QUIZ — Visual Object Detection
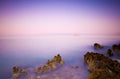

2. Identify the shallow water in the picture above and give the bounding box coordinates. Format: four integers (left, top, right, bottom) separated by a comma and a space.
0, 35, 120, 79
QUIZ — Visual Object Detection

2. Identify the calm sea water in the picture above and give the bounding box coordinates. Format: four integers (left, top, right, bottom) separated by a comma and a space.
0, 35, 120, 79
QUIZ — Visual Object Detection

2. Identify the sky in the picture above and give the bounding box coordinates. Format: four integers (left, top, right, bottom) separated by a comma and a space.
0, 0, 120, 37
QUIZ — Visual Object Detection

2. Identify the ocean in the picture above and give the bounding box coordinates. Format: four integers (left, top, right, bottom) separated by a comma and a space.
0, 35, 120, 79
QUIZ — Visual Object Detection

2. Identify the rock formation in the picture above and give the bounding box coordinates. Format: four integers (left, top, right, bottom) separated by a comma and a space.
94, 43, 104, 49
12, 66, 27, 79
106, 49, 113, 57
12, 54, 64, 78
112, 44, 120, 55
35, 54, 64, 73
84, 52, 120, 79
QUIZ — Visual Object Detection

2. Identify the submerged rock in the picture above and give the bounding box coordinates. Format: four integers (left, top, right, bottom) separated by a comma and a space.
94, 43, 104, 49
84, 52, 120, 79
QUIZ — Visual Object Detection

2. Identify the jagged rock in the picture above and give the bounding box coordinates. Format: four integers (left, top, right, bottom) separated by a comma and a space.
12, 66, 27, 74
94, 43, 103, 49
42, 65, 50, 72
112, 44, 120, 55
106, 49, 113, 57
88, 71, 113, 79
36, 54, 64, 73
46, 59, 57, 69
84, 52, 120, 79
53, 54, 64, 65
12, 66, 19, 74
12, 66, 27, 79
35, 67, 42, 73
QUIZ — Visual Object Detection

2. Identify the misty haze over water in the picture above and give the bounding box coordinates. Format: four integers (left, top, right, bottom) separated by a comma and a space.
0, 35, 120, 79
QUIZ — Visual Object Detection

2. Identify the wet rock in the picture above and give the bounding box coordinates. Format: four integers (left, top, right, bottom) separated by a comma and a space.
12, 66, 27, 79
106, 49, 113, 57
53, 54, 64, 65
84, 52, 120, 79
47, 59, 57, 69
88, 71, 113, 79
36, 54, 64, 73
112, 44, 120, 55
12, 66, 27, 74
42, 65, 50, 72
94, 43, 104, 49
35, 67, 42, 73
12, 66, 19, 74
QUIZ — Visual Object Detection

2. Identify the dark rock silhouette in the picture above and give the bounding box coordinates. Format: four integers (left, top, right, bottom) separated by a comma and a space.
12, 66, 27, 79
106, 49, 113, 57
94, 43, 104, 49
112, 44, 120, 55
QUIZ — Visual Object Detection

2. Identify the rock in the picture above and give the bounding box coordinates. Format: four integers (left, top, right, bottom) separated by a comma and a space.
106, 49, 113, 57
54, 54, 64, 65
46, 59, 57, 69
88, 71, 113, 79
112, 44, 118, 50
112, 44, 120, 55
12, 66, 27, 78
12, 66, 19, 74
12, 66, 27, 74
50, 60, 57, 69
94, 43, 104, 49
36, 54, 64, 73
42, 65, 50, 72
35, 67, 42, 73
84, 52, 120, 79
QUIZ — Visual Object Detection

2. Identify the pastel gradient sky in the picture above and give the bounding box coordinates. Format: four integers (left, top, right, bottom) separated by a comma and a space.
0, 0, 120, 37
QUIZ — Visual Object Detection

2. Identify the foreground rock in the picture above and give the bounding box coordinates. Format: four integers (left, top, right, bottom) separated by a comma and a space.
94, 43, 104, 49
35, 54, 64, 73
12, 54, 65, 79
84, 52, 120, 79
12, 65, 87, 79
12, 66, 27, 79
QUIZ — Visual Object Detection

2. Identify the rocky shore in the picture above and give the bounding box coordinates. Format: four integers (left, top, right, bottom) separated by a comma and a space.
11, 53, 87, 79
84, 43, 120, 79
12, 54, 64, 79
11, 43, 120, 79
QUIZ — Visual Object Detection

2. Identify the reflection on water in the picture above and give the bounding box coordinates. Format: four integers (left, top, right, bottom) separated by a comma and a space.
0, 35, 120, 79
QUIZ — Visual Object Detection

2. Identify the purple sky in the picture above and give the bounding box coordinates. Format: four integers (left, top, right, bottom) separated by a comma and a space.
0, 0, 120, 37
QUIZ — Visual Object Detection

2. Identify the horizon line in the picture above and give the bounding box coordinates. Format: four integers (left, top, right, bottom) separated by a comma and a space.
0, 33, 120, 38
